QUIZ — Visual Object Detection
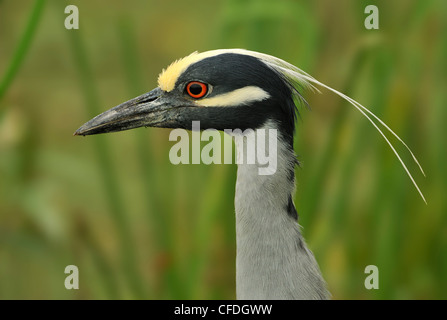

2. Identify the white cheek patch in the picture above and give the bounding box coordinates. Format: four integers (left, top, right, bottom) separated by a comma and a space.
196, 86, 270, 107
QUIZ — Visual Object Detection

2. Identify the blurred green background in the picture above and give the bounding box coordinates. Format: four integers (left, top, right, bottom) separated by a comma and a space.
0, 0, 446, 299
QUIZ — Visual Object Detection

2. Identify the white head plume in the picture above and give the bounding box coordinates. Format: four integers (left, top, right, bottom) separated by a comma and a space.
229, 48, 426, 203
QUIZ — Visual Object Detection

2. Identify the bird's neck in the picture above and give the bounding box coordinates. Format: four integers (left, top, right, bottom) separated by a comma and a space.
232, 122, 329, 299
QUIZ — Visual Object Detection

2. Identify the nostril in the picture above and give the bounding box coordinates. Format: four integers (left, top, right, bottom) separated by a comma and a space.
139, 94, 159, 103
137, 88, 163, 104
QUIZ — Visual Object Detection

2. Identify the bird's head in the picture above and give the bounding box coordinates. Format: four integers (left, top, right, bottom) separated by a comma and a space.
74, 49, 313, 141
74, 49, 426, 202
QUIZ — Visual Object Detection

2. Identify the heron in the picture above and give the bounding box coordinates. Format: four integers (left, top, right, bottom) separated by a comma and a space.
74, 49, 425, 299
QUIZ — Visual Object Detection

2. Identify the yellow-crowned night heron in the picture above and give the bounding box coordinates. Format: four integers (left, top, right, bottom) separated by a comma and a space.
75, 49, 425, 299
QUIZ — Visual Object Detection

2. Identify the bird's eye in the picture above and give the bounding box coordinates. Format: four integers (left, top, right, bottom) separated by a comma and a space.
186, 81, 208, 99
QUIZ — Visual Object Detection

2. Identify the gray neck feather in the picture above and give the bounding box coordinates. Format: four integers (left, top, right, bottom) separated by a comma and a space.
232, 120, 330, 300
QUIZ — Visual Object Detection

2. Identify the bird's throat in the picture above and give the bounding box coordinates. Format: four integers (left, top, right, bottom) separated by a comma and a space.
232, 124, 329, 299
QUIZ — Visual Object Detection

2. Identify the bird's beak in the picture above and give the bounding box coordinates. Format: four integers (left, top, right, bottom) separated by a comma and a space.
74, 87, 182, 136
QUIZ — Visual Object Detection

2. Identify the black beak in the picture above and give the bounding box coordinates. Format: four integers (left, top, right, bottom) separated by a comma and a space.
74, 87, 180, 136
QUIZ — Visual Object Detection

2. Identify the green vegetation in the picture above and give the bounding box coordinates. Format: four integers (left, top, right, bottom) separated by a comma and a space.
0, 0, 445, 299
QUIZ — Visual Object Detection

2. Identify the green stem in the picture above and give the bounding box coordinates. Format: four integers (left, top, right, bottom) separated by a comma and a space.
68, 29, 146, 299
0, 0, 45, 102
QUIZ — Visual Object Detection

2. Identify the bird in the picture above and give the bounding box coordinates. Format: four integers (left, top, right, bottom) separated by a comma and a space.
74, 49, 425, 299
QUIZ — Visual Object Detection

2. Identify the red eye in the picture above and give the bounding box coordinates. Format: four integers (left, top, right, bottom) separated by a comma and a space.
186, 81, 208, 99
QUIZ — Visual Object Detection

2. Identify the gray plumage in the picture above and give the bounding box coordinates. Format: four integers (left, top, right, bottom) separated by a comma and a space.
75, 48, 424, 300
233, 122, 329, 299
